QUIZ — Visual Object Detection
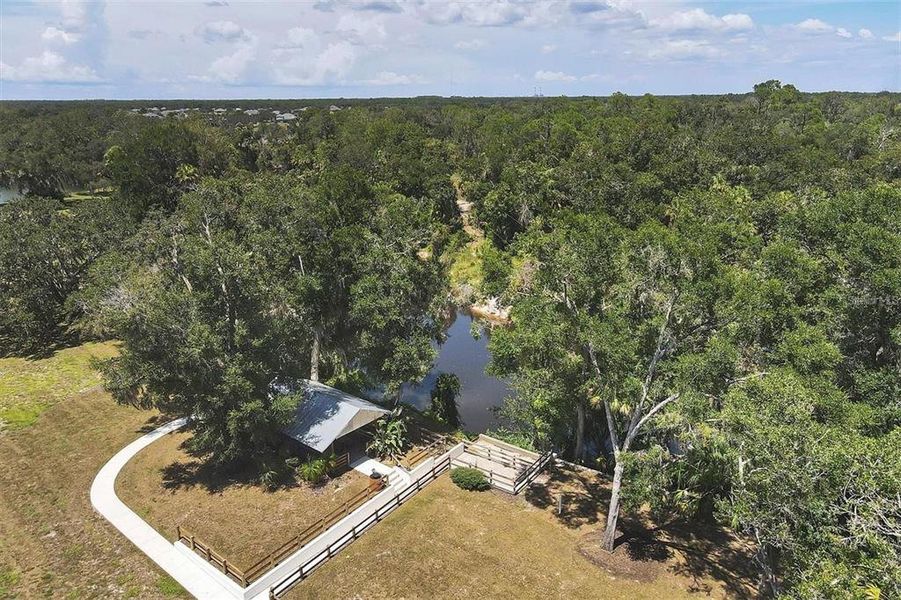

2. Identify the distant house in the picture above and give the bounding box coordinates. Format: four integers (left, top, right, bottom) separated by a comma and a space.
275, 380, 390, 454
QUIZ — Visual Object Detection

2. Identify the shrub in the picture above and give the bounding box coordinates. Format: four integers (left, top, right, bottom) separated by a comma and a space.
297, 457, 329, 484
450, 467, 489, 491
484, 427, 537, 453
366, 417, 409, 460
259, 468, 282, 491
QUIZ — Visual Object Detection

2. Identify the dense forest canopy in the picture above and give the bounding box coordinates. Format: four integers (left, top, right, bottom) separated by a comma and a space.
1, 82, 899, 598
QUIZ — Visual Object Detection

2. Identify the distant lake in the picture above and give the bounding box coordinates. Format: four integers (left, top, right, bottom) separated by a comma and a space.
401, 309, 512, 433
0, 187, 21, 205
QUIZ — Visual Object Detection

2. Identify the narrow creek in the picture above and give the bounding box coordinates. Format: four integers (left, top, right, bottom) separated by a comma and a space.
401, 309, 511, 434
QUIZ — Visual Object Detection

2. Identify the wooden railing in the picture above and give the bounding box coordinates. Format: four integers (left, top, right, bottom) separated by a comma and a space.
177, 525, 250, 586
177, 476, 385, 587
455, 442, 554, 495
513, 451, 554, 494
269, 454, 453, 599
401, 436, 450, 470
242, 479, 385, 583
461, 441, 533, 471
331, 451, 350, 473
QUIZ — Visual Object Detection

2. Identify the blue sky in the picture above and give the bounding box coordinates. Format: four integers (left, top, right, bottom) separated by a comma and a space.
1, 1, 899, 100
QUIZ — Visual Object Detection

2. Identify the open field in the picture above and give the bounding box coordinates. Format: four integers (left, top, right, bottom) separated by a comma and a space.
0, 381, 187, 599
0, 342, 186, 598
116, 430, 371, 569
0, 341, 117, 430
287, 472, 756, 600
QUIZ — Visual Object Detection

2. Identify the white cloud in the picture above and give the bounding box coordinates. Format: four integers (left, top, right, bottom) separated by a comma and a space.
835, 28, 851, 39
721, 14, 754, 31
273, 41, 357, 85
336, 13, 387, 43
42, 26, 80, 45
541, 44, 557, 54
858, 28, 874, 39
418, 1, 529, 27
647, 40, 721, 60
884, 31, 901, 42
197, 20, 251, 43
651, 8, 753, 32
207, 42, 256, 82
279, 27, 318, 49
0, 51, 100, 82
535, 70, 576, 82
454, 39, 486, 50
365, 71, 428, 85
60, 0, 96, 32
796, 18, 833, 33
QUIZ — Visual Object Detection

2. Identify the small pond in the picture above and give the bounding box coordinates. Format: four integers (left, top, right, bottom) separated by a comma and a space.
401, 309, 511, 434
0, 187, 21, 205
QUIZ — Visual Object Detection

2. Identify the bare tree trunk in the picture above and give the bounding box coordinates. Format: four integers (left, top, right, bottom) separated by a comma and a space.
574, 400, 586, 463
602, 461, 624, 551
310, 329, 321, 382
754, 534, 780, 597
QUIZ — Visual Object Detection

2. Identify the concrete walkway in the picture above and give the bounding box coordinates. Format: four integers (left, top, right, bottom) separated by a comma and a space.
90, 418, 242, 600
349, 455, 393, 478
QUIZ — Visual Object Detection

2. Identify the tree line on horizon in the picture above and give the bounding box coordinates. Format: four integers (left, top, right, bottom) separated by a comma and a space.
0, 81, 898, 598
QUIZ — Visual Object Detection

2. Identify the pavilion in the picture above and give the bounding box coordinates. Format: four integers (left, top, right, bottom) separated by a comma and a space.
277, 379, 391, 454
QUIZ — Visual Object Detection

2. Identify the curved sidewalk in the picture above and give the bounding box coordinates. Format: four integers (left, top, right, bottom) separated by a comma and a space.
90, 417, 241, 600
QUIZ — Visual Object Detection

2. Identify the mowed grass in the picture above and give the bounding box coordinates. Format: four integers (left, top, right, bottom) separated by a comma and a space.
116, 430, 372, 569
0, 343, 188, 599
0, 341, 118, 429
288, 475, 750, 600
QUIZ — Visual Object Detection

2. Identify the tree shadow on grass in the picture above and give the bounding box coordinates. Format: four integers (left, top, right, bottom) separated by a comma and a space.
612, 516, 758, 599
525, 463, 757, 597
160, 457, 285, 494
0, 332, 82, 360
136, 413, 176, 434
524, 462, 609, 529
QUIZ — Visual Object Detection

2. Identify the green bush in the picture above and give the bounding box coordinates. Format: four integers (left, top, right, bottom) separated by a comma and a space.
297, 457, 329, 484
366, 417, 409, 460
484, 427, 537, 453
450, 467, 489, 491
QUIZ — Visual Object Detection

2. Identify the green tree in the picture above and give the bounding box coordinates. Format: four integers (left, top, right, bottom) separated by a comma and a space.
0, 196, 130, 355
431, 372, 461, 428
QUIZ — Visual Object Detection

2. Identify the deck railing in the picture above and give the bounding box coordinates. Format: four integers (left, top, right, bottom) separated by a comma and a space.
177, 476, 385, 587
401, 435, 450, 470
513, 451, 554, 494
177, 525, 250, 586
268, 453, 454, 599
243, 479, 385, 582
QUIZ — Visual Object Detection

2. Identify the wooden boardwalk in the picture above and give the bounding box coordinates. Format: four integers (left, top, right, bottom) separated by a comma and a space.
452, 435, 551, 494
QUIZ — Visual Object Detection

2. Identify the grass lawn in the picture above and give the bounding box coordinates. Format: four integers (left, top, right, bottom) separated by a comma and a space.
0, 344, 188, 599
288, 471, 756, 600
116, 431, 372, 570
0, 341, 118, 430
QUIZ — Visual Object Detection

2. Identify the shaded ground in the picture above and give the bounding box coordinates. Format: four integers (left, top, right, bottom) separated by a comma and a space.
0, 381, 187, 599
527, 462, 757, 598
288, 473, 756, 600
116, 430, 371, 569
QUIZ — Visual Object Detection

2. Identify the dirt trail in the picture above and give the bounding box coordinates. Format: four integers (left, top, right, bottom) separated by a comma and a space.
451, 174, 482, 240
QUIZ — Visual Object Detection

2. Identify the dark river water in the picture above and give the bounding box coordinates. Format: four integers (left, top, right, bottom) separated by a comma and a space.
401, 310, 511, 433
0, 187, 21, 205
